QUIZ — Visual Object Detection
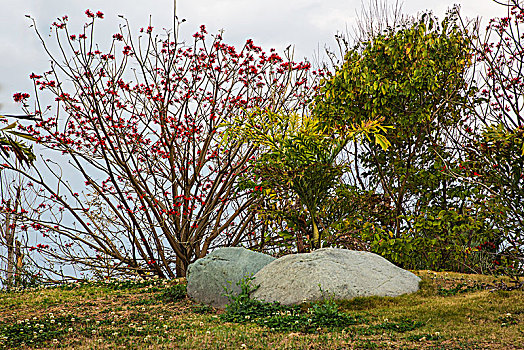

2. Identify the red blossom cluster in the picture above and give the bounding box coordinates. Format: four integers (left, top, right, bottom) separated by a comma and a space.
85, 9, 103, 19
12, 92, 30, 102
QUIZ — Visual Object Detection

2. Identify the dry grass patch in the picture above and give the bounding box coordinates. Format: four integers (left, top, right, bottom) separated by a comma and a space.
0, 271, 521, 349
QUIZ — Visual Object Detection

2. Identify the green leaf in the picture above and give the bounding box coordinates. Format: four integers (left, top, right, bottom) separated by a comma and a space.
374, 133, 391, 150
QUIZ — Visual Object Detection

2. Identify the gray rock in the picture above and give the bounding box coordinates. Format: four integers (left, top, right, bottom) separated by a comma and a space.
186, 247, 275, 308
250, 248, 421, 305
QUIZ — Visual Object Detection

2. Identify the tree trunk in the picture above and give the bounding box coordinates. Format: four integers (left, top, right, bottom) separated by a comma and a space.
175, 255, 188, 277
2, 186, 23, 288
295, 229, 305, 253
5, 219, 15, 287
3, 190, 20, 288
311, 216, 320, 249
14, 240, 23, 285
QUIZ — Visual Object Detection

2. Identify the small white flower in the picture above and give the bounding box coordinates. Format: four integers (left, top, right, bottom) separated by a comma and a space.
50, 319, 55, 324
68, 328, 73, 332
52, 339, 58, 344
70, 317, 75, 322
142, 320, 147, 325
241, 344, 247, 348
112, 332, 119, 336
91, 329, 96, 335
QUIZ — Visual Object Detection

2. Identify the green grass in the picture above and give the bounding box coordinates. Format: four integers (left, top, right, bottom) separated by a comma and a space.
0, 272, 522, 349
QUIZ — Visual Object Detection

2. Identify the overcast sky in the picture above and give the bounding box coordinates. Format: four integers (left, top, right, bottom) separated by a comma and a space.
0, 0, 511, 114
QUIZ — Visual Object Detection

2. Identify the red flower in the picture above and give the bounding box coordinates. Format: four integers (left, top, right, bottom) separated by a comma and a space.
13, 92, 30, 102
96, 11, 104, 19
113, 33, 124, 41
85, 9, 94, 18
52, 22, 66, 29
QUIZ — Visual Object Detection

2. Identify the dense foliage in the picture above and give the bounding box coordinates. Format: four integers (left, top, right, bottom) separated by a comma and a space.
309, 6, 522, 276
1, 2, 523, 284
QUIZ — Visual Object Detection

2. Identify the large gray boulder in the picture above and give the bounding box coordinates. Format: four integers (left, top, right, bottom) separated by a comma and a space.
250, 248, 421, 305
187, 247, 275, 308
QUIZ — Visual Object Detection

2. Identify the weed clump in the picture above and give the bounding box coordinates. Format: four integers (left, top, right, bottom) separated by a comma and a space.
221, 276, 366, 333
158, 284, 187, 302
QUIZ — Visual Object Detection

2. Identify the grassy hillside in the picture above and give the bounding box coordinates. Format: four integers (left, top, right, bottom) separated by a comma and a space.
0, 271, 522, 349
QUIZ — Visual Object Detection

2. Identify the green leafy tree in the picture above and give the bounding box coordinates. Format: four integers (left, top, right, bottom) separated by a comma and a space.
224, 109, 390, 250
313, 9, 493, 271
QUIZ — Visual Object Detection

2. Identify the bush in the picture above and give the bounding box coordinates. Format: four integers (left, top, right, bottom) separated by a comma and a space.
158, 284, 187, 303
221, 277, 366, 333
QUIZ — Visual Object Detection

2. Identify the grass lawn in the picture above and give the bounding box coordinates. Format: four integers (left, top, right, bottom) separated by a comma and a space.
0, 271, 522, 349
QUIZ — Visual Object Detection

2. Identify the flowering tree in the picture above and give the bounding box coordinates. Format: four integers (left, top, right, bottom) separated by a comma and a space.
454, 1, 524, 275
9, 10, 314, 278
